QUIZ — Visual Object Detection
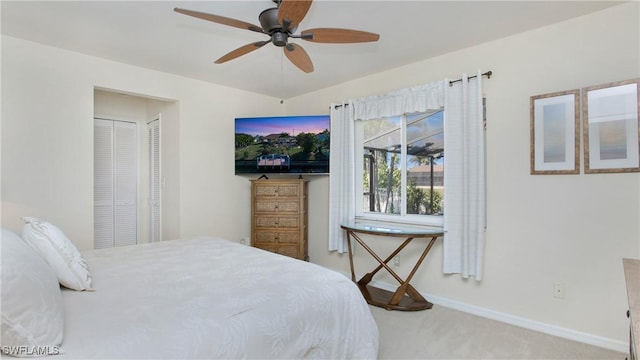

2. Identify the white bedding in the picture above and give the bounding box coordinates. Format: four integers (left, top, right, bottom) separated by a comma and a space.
54, 237, 378, 359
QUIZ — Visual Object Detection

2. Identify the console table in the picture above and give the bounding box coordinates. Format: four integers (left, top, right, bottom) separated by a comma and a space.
341, 222, 443, 311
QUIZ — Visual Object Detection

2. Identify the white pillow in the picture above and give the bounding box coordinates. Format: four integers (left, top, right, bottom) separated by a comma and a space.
1, 228, 64, 357
21, 217, 93, 291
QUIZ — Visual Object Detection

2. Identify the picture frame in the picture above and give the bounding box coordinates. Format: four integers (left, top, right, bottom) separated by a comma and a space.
530, 89, 580, 175
583, 78, 640, 173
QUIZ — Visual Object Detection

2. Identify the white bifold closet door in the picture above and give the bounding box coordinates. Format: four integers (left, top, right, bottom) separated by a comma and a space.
148, 118, 161, 243
94, 119, 137, 249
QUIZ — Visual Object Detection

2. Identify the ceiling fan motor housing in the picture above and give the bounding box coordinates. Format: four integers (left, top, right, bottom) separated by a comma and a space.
259, 7, 297, 47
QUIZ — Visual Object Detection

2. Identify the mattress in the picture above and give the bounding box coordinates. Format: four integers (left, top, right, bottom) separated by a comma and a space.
54, 237, 379, 359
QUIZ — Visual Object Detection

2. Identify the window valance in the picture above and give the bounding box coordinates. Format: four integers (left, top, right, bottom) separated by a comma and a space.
351, 81, 445, 121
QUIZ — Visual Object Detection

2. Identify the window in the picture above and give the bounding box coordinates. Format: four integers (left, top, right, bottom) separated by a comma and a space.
356, 110, 444, 226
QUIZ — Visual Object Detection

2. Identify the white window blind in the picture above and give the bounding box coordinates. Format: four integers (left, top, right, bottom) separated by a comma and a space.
94, 119, 137, 249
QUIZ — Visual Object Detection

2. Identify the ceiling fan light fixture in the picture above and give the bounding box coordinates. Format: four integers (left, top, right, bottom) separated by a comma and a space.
271, 32, 288, 47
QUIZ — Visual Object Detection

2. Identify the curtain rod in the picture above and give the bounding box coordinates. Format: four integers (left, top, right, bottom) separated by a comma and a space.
332, 70, 493, 109
449, 71, 492, 86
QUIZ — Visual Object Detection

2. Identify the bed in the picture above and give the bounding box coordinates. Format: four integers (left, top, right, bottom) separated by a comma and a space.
1, 225, 379, 359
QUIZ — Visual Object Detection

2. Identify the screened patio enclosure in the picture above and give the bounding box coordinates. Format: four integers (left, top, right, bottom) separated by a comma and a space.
362, 110, 444, 217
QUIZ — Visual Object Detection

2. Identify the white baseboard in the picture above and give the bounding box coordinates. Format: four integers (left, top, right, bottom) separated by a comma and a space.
356, 275, 628, 354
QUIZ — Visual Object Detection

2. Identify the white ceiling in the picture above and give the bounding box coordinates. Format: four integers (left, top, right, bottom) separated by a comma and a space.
1, 1, 622, 99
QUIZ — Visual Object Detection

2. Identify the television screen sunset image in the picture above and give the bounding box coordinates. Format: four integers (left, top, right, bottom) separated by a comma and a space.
235, 115, 330, 174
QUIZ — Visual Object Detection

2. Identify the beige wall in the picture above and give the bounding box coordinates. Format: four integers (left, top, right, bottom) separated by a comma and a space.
1, 35, 283, 250
285, 2, 639, 350
1, 1, 638, 352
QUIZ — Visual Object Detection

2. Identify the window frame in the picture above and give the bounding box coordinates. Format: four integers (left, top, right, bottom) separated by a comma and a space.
354, 110, 445, 228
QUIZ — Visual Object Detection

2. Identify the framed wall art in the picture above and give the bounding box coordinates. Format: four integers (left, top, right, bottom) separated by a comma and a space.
530, 89, 580, 175
583, 78, 640, 173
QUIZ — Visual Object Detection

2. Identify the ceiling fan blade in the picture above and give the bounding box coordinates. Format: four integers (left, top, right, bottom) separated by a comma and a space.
284, 43, 314, 73
174, 8, 264, 34
215, 41, 270, 64
301, 28, 380, 43
278, 0, 313, 30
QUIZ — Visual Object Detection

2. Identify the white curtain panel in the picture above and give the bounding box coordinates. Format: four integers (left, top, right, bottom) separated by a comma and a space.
443, 72, 486, 280
328, 102, 356, 253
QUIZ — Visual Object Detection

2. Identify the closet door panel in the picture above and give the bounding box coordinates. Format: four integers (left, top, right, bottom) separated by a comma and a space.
94, 119, 137, 249
148, 119, 161, 243
94, 119, 114, 249
114, 121, 137, 247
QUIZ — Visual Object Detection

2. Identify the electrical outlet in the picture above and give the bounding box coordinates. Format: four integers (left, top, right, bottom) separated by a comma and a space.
394, 256, 400, 266
240, 237, 249, 245
553, 282, 565, 299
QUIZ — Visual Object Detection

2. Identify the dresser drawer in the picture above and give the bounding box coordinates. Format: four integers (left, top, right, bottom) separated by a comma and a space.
254, 231, 300, 244
255, 215, 300, 229
254, 183, 301, 198
254, 200, 300, 213
258, 245, 299, 259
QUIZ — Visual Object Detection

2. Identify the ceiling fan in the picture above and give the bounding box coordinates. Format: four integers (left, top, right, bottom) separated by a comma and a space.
174, 0, 380, 73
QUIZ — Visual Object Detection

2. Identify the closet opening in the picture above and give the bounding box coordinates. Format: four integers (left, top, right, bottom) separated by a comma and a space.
93, 88, 179, 248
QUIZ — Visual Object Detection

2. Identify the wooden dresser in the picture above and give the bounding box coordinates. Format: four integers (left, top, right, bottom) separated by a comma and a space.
250, 178, 308, 261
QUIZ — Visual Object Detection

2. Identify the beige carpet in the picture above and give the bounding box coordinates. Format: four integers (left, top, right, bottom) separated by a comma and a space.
370, 304, 626, 359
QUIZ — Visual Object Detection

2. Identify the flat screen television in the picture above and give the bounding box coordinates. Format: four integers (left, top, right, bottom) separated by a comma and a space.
235, 115, 330, 175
